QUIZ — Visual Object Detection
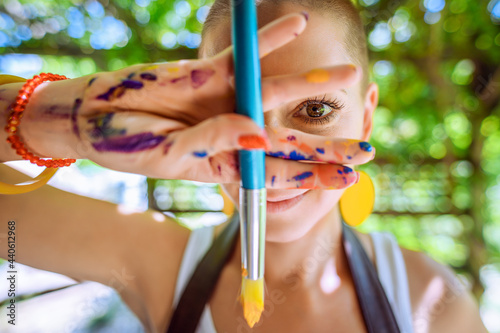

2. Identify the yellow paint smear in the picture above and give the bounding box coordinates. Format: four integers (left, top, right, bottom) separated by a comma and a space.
141, 65, 159, 71
305, 68, 330, 83
240, 277, 264, 328
167, 67, 180, 73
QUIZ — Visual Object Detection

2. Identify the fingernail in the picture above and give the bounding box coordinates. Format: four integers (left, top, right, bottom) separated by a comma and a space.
370, 147, 376, 161
301, 11, 309, 21
238, 134, 269, 150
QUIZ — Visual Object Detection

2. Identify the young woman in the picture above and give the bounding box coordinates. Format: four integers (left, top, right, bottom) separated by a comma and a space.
0, 0, 488, 332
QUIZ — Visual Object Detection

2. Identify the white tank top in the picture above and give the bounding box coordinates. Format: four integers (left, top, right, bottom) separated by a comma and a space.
172, 227, 415, 333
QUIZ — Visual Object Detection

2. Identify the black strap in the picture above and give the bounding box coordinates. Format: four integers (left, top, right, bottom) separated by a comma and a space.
166, 212, 239, 333
167, 213, 401, 333
342, 223, 401, 333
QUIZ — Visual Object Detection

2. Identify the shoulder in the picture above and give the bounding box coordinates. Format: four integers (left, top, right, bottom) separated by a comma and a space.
399, 247, 488, 333
354, 229, 487, 333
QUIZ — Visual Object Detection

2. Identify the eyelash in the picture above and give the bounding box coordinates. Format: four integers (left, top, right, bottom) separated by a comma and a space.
293, 94, 345, 125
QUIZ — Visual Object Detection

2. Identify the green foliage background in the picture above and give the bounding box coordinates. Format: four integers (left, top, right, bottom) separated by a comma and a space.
1, 0, 499, 329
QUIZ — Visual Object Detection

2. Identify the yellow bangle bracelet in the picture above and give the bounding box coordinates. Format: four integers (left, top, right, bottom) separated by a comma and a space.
0, 167, 58, 194
0, 74, 58, 195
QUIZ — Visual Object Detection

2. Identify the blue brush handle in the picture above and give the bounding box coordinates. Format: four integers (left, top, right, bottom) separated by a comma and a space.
231, 0, 265, 190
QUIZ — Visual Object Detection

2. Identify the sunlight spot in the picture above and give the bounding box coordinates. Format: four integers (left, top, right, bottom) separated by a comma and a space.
320, 258, 341, 294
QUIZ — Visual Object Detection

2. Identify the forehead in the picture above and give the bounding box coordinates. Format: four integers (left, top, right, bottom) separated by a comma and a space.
205, 3, 351, 77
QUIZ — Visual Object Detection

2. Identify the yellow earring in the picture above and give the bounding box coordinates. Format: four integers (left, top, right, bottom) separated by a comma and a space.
219, 184, 236, 216
339, 170, 375, 227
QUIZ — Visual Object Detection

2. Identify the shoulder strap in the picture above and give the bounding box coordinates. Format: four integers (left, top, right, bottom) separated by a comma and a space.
166, 213, 239, 333
167, 214, 401, 333
342, 223, 401, 333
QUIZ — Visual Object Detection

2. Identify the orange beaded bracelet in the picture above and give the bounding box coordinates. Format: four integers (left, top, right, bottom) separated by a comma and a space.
5, 73, 76, 168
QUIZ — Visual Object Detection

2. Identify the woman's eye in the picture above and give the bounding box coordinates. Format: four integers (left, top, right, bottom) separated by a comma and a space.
304, 102, 333, 118
292, 96, 344, 125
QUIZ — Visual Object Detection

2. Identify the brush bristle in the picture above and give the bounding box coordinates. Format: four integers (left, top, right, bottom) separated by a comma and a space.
240, 277, 264, 328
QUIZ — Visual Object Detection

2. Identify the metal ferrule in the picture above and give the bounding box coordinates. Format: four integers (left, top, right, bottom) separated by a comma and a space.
239, 187, 266, 280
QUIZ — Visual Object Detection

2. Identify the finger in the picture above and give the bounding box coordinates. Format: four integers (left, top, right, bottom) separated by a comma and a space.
265, 128, 375, 165
262, 64, 360, 111
265, 157, 359, 189
213, 12, 308, 76
79, 112, 270, 180
163, 113, 271, 163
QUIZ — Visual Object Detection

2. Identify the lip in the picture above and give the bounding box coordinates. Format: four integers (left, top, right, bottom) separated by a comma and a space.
266, 190, 309, 214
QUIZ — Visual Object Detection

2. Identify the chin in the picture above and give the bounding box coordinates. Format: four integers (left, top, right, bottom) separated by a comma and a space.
221, 184, 343, 243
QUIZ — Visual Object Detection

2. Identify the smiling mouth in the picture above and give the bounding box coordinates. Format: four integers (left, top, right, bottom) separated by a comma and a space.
266, 190, 309, 213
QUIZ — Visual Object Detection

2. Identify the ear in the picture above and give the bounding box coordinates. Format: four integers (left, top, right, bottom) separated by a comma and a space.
361, 82, 379, 142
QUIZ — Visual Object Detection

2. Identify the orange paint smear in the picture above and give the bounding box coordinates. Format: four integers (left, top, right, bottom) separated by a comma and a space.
305, 69, 330, 83
238, 135, 269, 150
277, 138, 316, 159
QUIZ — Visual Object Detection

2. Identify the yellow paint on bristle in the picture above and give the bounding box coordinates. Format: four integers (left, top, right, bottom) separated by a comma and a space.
304, 68, 330, 83
240, 277, 264, 328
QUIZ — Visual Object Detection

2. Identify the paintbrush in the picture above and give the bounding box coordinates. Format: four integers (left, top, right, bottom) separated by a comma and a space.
230, 0, 266, 327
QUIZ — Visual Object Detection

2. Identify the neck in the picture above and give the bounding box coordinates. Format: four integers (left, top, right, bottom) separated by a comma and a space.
230, 205, 348, 292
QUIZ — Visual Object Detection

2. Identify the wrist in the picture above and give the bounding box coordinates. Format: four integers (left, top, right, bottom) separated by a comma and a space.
20, 76, 88, 160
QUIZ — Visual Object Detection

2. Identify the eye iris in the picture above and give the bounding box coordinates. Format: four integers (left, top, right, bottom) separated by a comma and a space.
306, 103, 326, 117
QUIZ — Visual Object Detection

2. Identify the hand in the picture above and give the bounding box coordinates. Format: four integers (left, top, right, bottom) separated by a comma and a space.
19, 12, 373, 188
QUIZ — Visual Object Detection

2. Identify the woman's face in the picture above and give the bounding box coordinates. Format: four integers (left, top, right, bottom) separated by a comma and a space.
202, 3, 378, 242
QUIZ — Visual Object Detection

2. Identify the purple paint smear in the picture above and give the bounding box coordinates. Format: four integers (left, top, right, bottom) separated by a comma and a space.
87, 113, 126, 139
140, 73, 157, 81
190, 69, 215, 89
92, 132, 166, 152
71, 99, 82, 138
97, 80, 143, 101
42, 106, 70, 120
163, 141, 174, 155
171, 76, 188, 84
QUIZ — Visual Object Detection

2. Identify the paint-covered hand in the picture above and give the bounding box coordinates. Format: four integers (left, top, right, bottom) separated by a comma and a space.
17, 12, 372, 189
262, 128, 375, 189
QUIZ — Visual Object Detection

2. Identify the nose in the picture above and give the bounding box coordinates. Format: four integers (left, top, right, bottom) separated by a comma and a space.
264, 111, 279, 129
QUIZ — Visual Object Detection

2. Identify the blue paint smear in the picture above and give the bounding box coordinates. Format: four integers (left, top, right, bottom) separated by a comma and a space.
343, 166, 353, 173
316, 148, 325, 154
267, 150, 310, 161
88, 77, 97, 86
287, 135, 296, 141
271, 175, 276, 186
359, 142, 373, 152
267, 151, 287, 158
92, 132, 165, 152
337, 169, 343, 175
140, 73, 157, 81
193, 150, 208, 158
289, 150, 306, 160
292, 171, 313, 181
347, 155, 352, 160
